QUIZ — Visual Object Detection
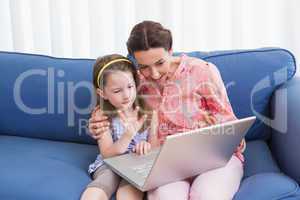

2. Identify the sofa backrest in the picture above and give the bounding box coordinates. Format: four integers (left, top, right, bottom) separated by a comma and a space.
0, 48, 296, 144
0, 52, 96, 144
181, 48, 296, 140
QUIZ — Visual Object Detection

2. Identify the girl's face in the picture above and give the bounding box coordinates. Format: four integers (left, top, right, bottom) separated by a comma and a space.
97, 71, 136, 111
134, 48, 173, 82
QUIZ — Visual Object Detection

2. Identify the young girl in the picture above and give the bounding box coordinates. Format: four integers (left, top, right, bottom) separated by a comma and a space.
81, 54, 158, 200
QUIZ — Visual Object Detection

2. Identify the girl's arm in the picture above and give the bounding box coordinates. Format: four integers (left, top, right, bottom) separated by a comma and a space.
98, 129, 134, 159
140, 99, 160, 148
147, 110, 160, 148
132, 110, 159, 155
100, 108, 148, 158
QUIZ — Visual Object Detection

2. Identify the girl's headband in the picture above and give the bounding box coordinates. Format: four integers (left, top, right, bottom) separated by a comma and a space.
97, 58, 132, 87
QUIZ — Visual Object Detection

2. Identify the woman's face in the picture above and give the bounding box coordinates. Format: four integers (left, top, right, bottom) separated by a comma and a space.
133, 48, 173, 81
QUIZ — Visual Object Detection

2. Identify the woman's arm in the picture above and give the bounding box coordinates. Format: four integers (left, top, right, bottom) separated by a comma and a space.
196, 62, 237, 122
88, 105, 110, 140
205, 63, 246, 152
196, 61, 246, 152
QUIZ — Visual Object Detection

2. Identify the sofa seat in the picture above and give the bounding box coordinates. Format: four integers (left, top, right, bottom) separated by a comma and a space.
243, 140, 280, 178
1, 135, 299, 200
234, 140, 300, 199
234, 173, 300, 200
0, 135, 98, 200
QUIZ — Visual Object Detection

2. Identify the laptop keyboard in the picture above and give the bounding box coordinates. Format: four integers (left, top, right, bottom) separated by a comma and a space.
129, 148, 160, 179
131, 161, 154, 178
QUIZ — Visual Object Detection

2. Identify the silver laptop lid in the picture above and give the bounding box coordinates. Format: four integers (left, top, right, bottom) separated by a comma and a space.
143, 116, 256, 191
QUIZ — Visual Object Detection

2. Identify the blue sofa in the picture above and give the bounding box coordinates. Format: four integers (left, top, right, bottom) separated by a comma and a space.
1, 48, 300, 200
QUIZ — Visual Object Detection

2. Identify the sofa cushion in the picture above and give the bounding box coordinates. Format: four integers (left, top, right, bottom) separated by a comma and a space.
0, 135, 297, 200
244, 140, 280, 178
234, 173, 300, 200
0, 135, 97, 200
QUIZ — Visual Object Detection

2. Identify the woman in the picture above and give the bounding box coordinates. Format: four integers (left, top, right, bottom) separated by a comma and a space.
88, 21, 245, 200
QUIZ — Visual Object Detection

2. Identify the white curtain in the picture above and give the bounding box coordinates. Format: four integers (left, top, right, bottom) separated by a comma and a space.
0, 0, 299, 71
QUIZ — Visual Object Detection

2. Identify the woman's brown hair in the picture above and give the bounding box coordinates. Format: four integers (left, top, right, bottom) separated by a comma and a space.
126, 21, 172, 55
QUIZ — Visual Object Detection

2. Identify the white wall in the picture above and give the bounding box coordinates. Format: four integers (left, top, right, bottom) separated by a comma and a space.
0, 0, 299, 74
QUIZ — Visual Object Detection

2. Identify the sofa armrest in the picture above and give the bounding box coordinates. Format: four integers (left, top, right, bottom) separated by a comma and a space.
270, 77, 300, 183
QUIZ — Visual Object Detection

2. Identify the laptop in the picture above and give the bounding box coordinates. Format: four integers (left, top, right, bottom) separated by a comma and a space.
104, 116, 256, 192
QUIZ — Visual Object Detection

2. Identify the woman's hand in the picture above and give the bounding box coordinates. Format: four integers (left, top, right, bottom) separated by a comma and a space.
197, 110, 217, 128
203, 112, 217, 125
88, 105, 110, 140
118, 106, 147, 137
236, 138, 246, 153
234, 138, 246, 162
133, 141, 151, 155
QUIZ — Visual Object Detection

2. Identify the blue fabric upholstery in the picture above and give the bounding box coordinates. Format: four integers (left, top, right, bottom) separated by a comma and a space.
243, 140, 280, 178
0, 52, 96, 144
1, 48, 299, 199
0, 48, 296, 144
271, 77, 300, 183
0, 136, 296, 200
0, 135, 97, 200
234, 173, 300, 200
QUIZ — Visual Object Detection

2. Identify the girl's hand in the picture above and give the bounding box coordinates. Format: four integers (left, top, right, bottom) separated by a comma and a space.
148, 110, 160, 148
150, 110, 159, 136
88, 105, 110, 140
133, 141, 151, 155
118, 106, 147, 137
